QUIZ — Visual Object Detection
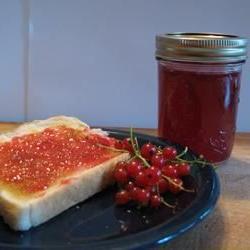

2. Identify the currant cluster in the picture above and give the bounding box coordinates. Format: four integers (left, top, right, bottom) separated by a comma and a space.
113, 139, 192, 208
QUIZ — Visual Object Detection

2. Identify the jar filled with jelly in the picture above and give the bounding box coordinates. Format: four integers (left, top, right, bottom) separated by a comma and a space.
155, 33, 248, 163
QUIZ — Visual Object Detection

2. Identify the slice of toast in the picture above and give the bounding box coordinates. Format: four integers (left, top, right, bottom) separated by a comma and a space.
0, 116, 130, 231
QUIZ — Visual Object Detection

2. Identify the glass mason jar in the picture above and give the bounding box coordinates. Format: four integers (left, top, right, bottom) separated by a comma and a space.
155, 33, 248, 163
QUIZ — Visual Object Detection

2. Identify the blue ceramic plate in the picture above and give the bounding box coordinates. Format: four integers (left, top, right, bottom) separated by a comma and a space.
0, 130, 220, 250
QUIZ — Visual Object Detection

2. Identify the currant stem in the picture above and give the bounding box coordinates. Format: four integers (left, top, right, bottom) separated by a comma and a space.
136, 154, 151, 167
161, 198, 176, 208
176, 146, 188, 158
162, 175, 195, 193
96, 143, 127, 153
129, 128, 137, 151
129, 128, 151, 168
175, 149, 217, 169
156, 184, 160, 196
176, 157, 217, 169
128, 155, 137, 162
134, 137, 140, 151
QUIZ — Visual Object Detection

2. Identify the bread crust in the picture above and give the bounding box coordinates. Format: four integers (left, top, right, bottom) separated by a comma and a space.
0, 116, 130, 230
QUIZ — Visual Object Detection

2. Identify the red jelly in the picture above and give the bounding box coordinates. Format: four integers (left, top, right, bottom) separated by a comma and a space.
156, 33, 248, 162
0, 126, 120, 195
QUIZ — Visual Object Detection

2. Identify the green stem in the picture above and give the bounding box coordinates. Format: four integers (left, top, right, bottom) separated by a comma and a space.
134, 137, 140, 151
156, 184, 160, 196
130, 127, 138, 153
176, 146, 188, 158
136, 153, 151, 167
128, 155, 137, 162
174, 146, 218, 169
129, 127, 151, 168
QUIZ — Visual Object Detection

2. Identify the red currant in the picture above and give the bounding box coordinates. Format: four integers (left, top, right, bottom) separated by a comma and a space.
177, 162, 191, 176
136, 188, 150, 204
135, 171, 148, 187
162, 146, 177, 160
130, 186, 140, 200
168, 178, 183, 194
145, 185, 155, 193
141, 143, 157, 160
113, 167, 129, 184
158, 177, 169, 193
127, 160, 143, 178
144, 166, 161, 186
125, 181, 135, 191
150, 194, 161, 208
161, 164, 178, 178
115, 190, 131, 205
151, 153, 166, 168
116, 161, 128, 169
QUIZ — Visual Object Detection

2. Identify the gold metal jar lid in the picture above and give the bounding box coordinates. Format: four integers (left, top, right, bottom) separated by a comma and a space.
156, 33, 248, 63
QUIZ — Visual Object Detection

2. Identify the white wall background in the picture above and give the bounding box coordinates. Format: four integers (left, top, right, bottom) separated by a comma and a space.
0, 0, 249, 131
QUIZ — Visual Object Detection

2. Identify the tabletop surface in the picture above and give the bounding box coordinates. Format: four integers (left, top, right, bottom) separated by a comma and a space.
0, 123, 249, 250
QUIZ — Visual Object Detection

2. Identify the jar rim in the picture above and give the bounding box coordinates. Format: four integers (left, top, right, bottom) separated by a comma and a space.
156, 32, 248, 63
